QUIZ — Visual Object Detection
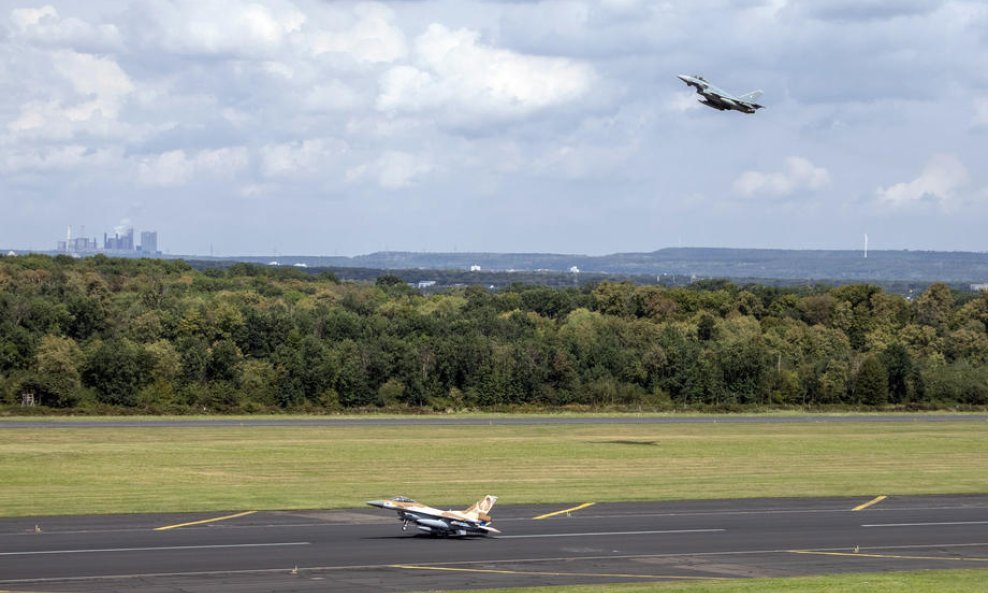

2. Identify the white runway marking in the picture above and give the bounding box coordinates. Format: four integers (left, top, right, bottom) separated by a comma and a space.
0, 541, 310, 556
500, 529, 725, 539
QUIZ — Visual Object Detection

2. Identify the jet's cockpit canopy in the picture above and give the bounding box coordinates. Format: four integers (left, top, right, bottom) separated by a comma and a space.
391, 496, 416, 503
696, 75, 706, 81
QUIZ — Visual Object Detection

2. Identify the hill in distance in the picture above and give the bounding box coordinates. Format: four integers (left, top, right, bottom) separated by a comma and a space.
224, 247, 988, 285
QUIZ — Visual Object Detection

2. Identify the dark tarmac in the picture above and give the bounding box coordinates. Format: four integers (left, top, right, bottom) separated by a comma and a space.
1, 495, 986, 592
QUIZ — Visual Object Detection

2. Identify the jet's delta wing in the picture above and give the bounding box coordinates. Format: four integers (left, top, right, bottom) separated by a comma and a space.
677, 74, 764, 114
367, 495, 500, 537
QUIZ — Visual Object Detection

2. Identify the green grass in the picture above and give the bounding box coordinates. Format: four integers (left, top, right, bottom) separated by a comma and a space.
433, 569, 988, 593
0, 421, 985, 517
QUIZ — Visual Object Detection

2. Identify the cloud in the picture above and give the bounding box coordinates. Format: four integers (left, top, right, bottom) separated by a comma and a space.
785, 0, 946, 22
138, 147, 248, 186
308, 3, 406, 64
974, 97, 988, 127
260, 138, 348, 178
377, 24, 595, 119
0, 144, 120, 174
9, 5, 58, 29
139, 0, 305, 58
6, 50, 134, 140
8, 4, 122, 51
346, 150, 432, 189
875, 154, 969, 208
733, 157, 831, 198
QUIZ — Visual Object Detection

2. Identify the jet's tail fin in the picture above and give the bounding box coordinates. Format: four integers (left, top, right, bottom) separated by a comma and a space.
738, 90, 763, 103
463, 495, 498, 520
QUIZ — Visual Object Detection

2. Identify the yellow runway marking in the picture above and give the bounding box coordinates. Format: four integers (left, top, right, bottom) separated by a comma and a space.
788, 550, 988, 563
852, 495, 887, 511
154, 511, 256, 531
391, 564, 722, 580
533, 502, 595, 520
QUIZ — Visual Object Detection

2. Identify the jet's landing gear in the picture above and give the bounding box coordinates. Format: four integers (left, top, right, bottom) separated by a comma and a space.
402, 520, 410, 531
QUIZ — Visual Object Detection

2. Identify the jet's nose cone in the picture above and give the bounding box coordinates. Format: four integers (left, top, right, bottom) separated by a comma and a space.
367, 500, 388, 508
677, 74, 690, 83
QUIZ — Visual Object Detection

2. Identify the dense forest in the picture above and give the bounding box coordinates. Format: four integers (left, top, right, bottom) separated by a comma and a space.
1, 254, 987, 414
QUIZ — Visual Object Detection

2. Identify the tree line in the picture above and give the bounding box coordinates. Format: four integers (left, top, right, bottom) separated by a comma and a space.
1, 254, 987, 413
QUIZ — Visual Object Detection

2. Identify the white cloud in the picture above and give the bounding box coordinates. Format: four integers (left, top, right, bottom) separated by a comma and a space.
308, 3, 406, 64
875, 154, 969, 207
138, 147, 248, 186
6, 50, 134, 139
377, 24, 595, 119
52, 50, 133, 114
733, 157, 831, 198
143, 0, 305, 58
346, 150, 432, 189
260, 138, 348, 178
10, 5, 58, 29
9, 5, 121, 51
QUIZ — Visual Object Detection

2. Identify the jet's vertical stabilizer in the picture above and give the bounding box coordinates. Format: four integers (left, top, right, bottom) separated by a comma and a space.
464, 495, 497, 518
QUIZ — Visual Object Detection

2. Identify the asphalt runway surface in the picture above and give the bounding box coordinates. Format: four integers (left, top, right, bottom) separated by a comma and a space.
3, 414, 987, 429
1, 495, 985, 592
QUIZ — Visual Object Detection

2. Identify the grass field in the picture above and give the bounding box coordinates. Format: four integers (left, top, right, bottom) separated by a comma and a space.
0, 420, 986, 517
437, 569, 988, 593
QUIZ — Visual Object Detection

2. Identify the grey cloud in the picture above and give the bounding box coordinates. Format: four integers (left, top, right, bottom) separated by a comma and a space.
785, 0, 946, 22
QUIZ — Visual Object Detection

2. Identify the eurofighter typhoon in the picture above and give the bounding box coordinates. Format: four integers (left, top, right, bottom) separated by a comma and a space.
677, 74, 764, 114
367, 495, 500, 537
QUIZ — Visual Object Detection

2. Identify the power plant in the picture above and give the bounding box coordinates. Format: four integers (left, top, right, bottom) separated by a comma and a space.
56, 224, 159, 256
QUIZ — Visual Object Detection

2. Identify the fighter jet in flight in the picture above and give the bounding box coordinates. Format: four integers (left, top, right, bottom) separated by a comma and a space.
677, 74, 764, 114
367, 495, 500, 537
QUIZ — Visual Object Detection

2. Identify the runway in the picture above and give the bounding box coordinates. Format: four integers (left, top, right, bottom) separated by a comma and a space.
1, 495, 985, 592
3, 414, 987, 429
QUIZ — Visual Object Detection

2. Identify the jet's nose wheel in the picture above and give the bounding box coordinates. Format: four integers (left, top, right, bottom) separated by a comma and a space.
402, 520, 409, 531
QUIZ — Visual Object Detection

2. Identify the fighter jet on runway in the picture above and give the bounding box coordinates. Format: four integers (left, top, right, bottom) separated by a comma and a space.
367, 495, 499, 537
677, 74, 764, 114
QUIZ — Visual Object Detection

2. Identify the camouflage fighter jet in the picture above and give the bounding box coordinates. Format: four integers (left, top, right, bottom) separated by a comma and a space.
367, 495, 499, 537
677, 74, 764, 114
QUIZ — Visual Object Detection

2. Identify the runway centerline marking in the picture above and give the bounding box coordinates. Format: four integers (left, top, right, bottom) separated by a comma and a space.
390, 565, 724, 580
852, 495, 887, 511
500, 528, 725, 539
0, 542, 309, 557
862, 521, 988, 528
154, 510, 257, 531
533, 503, 595, 520
789, 549, 988, 562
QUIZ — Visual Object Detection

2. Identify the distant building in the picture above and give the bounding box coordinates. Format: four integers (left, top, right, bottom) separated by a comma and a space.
417, 280, 437, 289
470, 265, 482, 272
140, 231, 158, 255
569, 266, 580, 274
972, 283, 988, 293
104, 230, 133, 251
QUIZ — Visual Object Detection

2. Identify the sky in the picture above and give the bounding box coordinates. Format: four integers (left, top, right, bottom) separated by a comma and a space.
1, 0, 987, 256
